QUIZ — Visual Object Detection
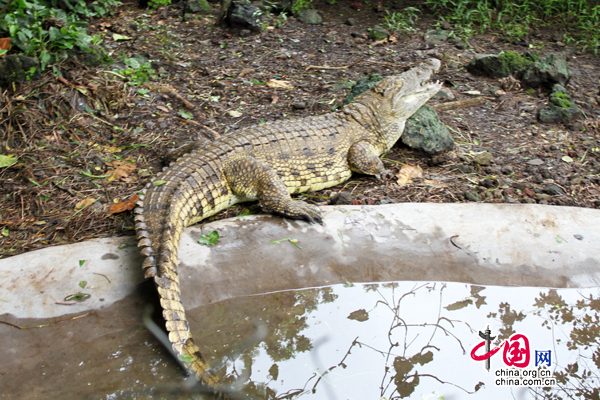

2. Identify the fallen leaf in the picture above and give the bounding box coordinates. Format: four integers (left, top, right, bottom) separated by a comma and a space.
396, 165, 423, 187
156, 105, 170, 113
267, 79, 293, 89
238, 68, 254, 77
271, 95, 279, 105
373, 39, 388, 46
561, 155, 574, 163
462, 90, 482, 96
106, 160, 136, 182
109, 193, 139, 214
228, 110, 243, 118
112, 33, 132, 41
0, 154, 17, 168
75, 198, 97, 210
388, 35, 398, 43
421, 179, 447, 188
0, 37, 11, 51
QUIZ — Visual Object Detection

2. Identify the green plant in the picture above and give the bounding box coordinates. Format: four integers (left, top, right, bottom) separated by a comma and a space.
118, 57, 155, 85
424, 0, 600, 53
291, 0, 313, 14
382, 7, 421, 33
148, 0, 171, 8
0, 0, 119, 70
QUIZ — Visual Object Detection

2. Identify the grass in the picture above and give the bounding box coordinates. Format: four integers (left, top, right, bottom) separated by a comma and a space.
425, 0, 600, 53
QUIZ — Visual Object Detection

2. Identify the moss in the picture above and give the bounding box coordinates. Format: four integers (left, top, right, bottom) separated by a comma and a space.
497, 50, 537, 74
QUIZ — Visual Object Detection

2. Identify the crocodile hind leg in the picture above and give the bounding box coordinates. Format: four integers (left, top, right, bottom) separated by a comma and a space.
223, 157, 323, 224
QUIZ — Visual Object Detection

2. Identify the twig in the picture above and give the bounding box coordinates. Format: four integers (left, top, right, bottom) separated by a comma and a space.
93, 272, 111, 283
0, 0, 14, 17
432, 98, 487, 111
0, 312, 90, 329
144, 83, 195, 109
305, 58, 363, 72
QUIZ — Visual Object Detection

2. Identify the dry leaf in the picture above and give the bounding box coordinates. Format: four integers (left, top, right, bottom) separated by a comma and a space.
396, 165, 423, 187
388, 35, 398, 44
271, 95, 279, 105
373, 39, 388, 46
0, 37, 11, 51
421, 179, 447, 188
107, 161, 137, 182
238, 68, 254, 78
109, 193, 139, 214
75, 198, 97, 210
267, 79, 293, 89
156, 105, 170, 113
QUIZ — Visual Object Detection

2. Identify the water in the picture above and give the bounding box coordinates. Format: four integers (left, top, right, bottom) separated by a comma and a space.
190, 282, 599, 400
2, 281, 598, 399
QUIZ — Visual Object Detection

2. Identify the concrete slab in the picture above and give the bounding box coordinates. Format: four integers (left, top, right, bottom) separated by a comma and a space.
1, 203, 599, 320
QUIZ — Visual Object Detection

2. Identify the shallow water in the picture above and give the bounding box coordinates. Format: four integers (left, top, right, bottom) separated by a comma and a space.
1, 281, 598, 399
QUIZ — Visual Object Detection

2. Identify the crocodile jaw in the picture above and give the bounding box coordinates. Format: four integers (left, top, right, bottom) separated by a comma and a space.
389, 58, 442, 120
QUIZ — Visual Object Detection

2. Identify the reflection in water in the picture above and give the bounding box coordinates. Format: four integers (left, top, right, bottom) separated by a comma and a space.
189, 283, 600, 399
2, 282, 599, 399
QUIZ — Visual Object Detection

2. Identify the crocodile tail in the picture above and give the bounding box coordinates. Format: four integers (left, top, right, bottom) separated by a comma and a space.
134, 162, 224, 386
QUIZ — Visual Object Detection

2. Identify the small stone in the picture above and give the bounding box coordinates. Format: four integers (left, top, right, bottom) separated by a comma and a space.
452, 164, 474, 174
471, 151, 492, 166
424, 30, 449, 46
574, 234, 583, 240
433, 88, 455, 100
464, 191, 482, 202
346, 18, 356, 26
543, 183, 566, 196
479, 178, 498, 188
291, 101, 306, 109
330, 192, 353, 205
526, 158, 545, 166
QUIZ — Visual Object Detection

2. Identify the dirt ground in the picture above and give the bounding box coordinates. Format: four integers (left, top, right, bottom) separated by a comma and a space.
1, 0, 599, 258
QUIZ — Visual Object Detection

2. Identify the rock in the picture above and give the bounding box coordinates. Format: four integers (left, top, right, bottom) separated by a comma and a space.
433, 87, 455, 100
471, 151, 492, 166
291, 101, 306, 109
543, 183, 566, 196
297, 9, 323, 25
185, 0, 211, 14
0, 55, 43, 88
464, 191, 482, 202
423, 30, 449, 46
466, 51, 538, 79
402, 105, 455, 154
534, 193, 551, 201
346, 17, 357, 26
225, 1, 263, 32
537, 84, 582, 123
453, 164, 474, 174
526, 158, 545, 166
521, 52, 571, 89
369, 25, 390, 41
330, 192, 353, 205
479, 178, 498, 188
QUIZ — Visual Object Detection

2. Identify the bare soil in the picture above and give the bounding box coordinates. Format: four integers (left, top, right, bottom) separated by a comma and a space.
1, 0, 599, 258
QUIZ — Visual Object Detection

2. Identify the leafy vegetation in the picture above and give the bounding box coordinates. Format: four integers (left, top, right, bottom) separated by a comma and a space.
382, 7, 421, 33
0, 0, 120, 70
425, 0, 600, 53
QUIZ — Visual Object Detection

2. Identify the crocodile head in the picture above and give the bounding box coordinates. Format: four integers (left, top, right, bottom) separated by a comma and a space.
344, 59, 442, 151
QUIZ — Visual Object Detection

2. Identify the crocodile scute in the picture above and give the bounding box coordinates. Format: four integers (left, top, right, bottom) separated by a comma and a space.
135, 59, 442, 386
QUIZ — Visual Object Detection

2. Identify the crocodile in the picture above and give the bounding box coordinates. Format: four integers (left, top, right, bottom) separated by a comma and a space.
134, 58, 442, 386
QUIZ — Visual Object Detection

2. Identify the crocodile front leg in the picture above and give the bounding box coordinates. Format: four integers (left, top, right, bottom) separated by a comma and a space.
348, 141, 393, 180
223, 157, 323, 224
